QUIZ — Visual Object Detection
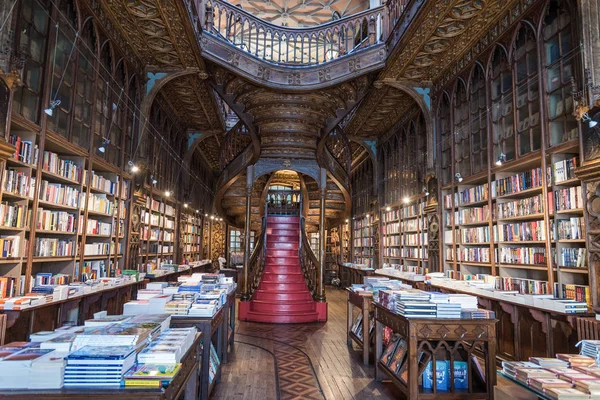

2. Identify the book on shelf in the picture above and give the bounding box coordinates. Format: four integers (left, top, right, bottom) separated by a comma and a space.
0, 202, 27, 229
8, 134, 38, 165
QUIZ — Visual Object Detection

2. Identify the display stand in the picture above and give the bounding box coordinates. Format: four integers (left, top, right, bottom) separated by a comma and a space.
374, 303, 497, 399
346, 289, 373, 365
0, 332, 203, 400
171, 306, 225, 400
145, 263, 211, 283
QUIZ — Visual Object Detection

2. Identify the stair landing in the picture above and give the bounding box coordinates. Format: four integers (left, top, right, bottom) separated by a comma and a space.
239, 215, 327, 323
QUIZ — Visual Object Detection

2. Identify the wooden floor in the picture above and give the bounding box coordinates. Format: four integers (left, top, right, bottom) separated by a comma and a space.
211, 287, 404, 400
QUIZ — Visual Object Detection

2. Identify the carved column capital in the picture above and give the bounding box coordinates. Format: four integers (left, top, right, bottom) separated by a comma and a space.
0, 138, 15, 164
0, 69, 22, 91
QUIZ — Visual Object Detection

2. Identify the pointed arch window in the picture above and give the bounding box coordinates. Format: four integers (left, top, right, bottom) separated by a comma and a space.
544, 0, 578, 146
514, 24, 541, 155
13, 0, 50, 123
72, 20, 95, 149
47, 0, 77, 139
454, 81, 470, 178
490, 47, 515, 162
439, 94, 452, 186
469, 65, 487, 174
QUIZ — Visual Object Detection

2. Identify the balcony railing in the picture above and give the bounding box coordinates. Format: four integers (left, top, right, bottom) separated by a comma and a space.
202, 0, 412, 67
266, 189, 301, 216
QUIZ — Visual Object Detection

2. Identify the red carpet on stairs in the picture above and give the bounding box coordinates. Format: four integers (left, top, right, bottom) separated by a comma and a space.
239, 216, 327, 323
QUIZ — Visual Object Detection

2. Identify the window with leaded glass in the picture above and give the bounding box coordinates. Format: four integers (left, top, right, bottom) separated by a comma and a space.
72, 21, 95, 150
13, 0, 49, 123
407, 120, 418, 194
417, 113, 427, 184
490, 46, 515, 162
544, 0, 577, 146
104, 60, 125, 166
514, 24, 541, 155
439, 94, 452, 185
392, 135, 400, 202
454, 81, 470, 177
94, 43, 112, 152
125, 77, 138, 164
47, 0, 77, 139
469, 65, 487, 174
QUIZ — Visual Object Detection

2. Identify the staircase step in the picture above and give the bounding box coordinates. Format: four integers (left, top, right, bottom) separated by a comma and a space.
266, 249, 297, 257
261, 273, 305, 283
266, 229, 298, 236
258, 282, 308, 292
267, 235, 299, 243
254, 290, 313, 302
267, 216, 299, 223
266, 223, 298, 230
264, 266, 302, 274
266, 242, 299, 250
245, 310, 320, 324
251, 300, 316, 313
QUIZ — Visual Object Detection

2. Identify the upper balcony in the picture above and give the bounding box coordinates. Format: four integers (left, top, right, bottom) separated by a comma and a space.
185, 0, 425, 89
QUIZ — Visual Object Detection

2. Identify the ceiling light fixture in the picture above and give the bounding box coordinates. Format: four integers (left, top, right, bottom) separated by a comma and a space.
582, 112, 598, 128
385, 206, 391, 212
150, 175, 157, 185
164, 190, 171, 197
423, 186, 429, 196
98, 138, 110, 153
496, 152, 506, 166
44, 99, 61, 116
403, 196, 410, 204
455, 173, 463, 183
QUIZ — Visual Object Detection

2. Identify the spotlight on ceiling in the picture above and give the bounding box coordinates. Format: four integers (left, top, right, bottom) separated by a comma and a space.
44, 100, 61, 116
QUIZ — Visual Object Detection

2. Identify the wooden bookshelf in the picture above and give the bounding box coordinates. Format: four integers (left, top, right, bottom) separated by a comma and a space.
381, 197, 428, 275
353, 213, 375, 268
180, 210, 203, 263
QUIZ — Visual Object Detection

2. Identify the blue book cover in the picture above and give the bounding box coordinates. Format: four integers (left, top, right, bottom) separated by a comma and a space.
68, 345, 136, 360
423, 360, 448, 390
452, 361, 469, 389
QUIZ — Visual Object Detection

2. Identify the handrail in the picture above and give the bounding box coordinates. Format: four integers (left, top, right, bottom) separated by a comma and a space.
299, 215, 320, 301
204, 0, 387, 66
245, 215, 267, 300
219, 121, 252, 171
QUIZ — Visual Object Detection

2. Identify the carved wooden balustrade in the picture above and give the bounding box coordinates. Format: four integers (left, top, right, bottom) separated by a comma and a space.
219, 121, 252, 171
299, 216, 320, 301
265, 189, 301, 216
245, 215, 267, 300
205, 0, 388, 66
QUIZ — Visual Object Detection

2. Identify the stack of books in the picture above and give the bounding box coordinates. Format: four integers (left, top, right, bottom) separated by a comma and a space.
515, 368, 556, 384
164, 300, 192, 315
188, 299, 218, 317
64, 345, 136, 387
436, 303, 461, 319
545, 387, 593, 399
556, 354, 596, 368
137, 327, 196, 364
396, 301, 437, 318
501, 361, 542, 378
447, 294, 478, 309
578, 340, 600, 363
123, 363, 182, 387
0, 348, 56, 389
530, 357, 570, 368
529, 377, 573, 392
574, 380, 600, 396
461, 309, 496, 319
28, 350, 67, 389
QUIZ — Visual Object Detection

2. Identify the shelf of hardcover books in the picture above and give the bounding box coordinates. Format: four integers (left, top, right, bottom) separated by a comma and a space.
441, 153, 591, 309
353, 213, 375, 268
29, 133, 86, 286
180, 211, 202, 264
342, 221, 350, 263
139, 194, 177, 274
325, 227, 340, 284
381, 198, 428, 276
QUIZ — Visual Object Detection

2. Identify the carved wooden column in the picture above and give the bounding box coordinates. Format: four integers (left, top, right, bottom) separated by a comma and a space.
317, 168, 326, 302
424, 174, 440, 273
0, 73, 18, 162
242, 166, 254, 301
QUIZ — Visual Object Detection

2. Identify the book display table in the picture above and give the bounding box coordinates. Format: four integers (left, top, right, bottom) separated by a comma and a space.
346, 289, 374, 365
0, 332, 203, 400
339, 263, 374, 287
171, 307, 225, 400
374, 302, 497, 399
145, 263, 212, 283
0, 280, 143, 342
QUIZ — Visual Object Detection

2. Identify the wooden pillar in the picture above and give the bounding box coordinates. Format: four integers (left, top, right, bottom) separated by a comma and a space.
317, 168, 326, 302
242, 165, 253, 301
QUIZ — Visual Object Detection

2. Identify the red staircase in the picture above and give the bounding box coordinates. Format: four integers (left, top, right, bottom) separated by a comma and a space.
238, 216, 327, 323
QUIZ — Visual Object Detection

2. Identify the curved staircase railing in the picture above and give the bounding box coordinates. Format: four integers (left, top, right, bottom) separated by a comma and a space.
205, 0, 386, 66
244, 215, 267, 300
219, 120, 252, 170
299, 216, 320, 301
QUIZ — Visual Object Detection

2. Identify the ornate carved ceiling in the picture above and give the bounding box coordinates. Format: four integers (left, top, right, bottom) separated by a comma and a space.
196, 135, 222, 169
226, 0, 370, 27
212, 65, 371, 158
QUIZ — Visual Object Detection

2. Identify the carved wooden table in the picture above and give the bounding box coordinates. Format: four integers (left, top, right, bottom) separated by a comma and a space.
374, 302, 497, 399
346, 289, 374, 365
0, 332, 203, 400
339, 263, 374, 287
171, 306, 225, 400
